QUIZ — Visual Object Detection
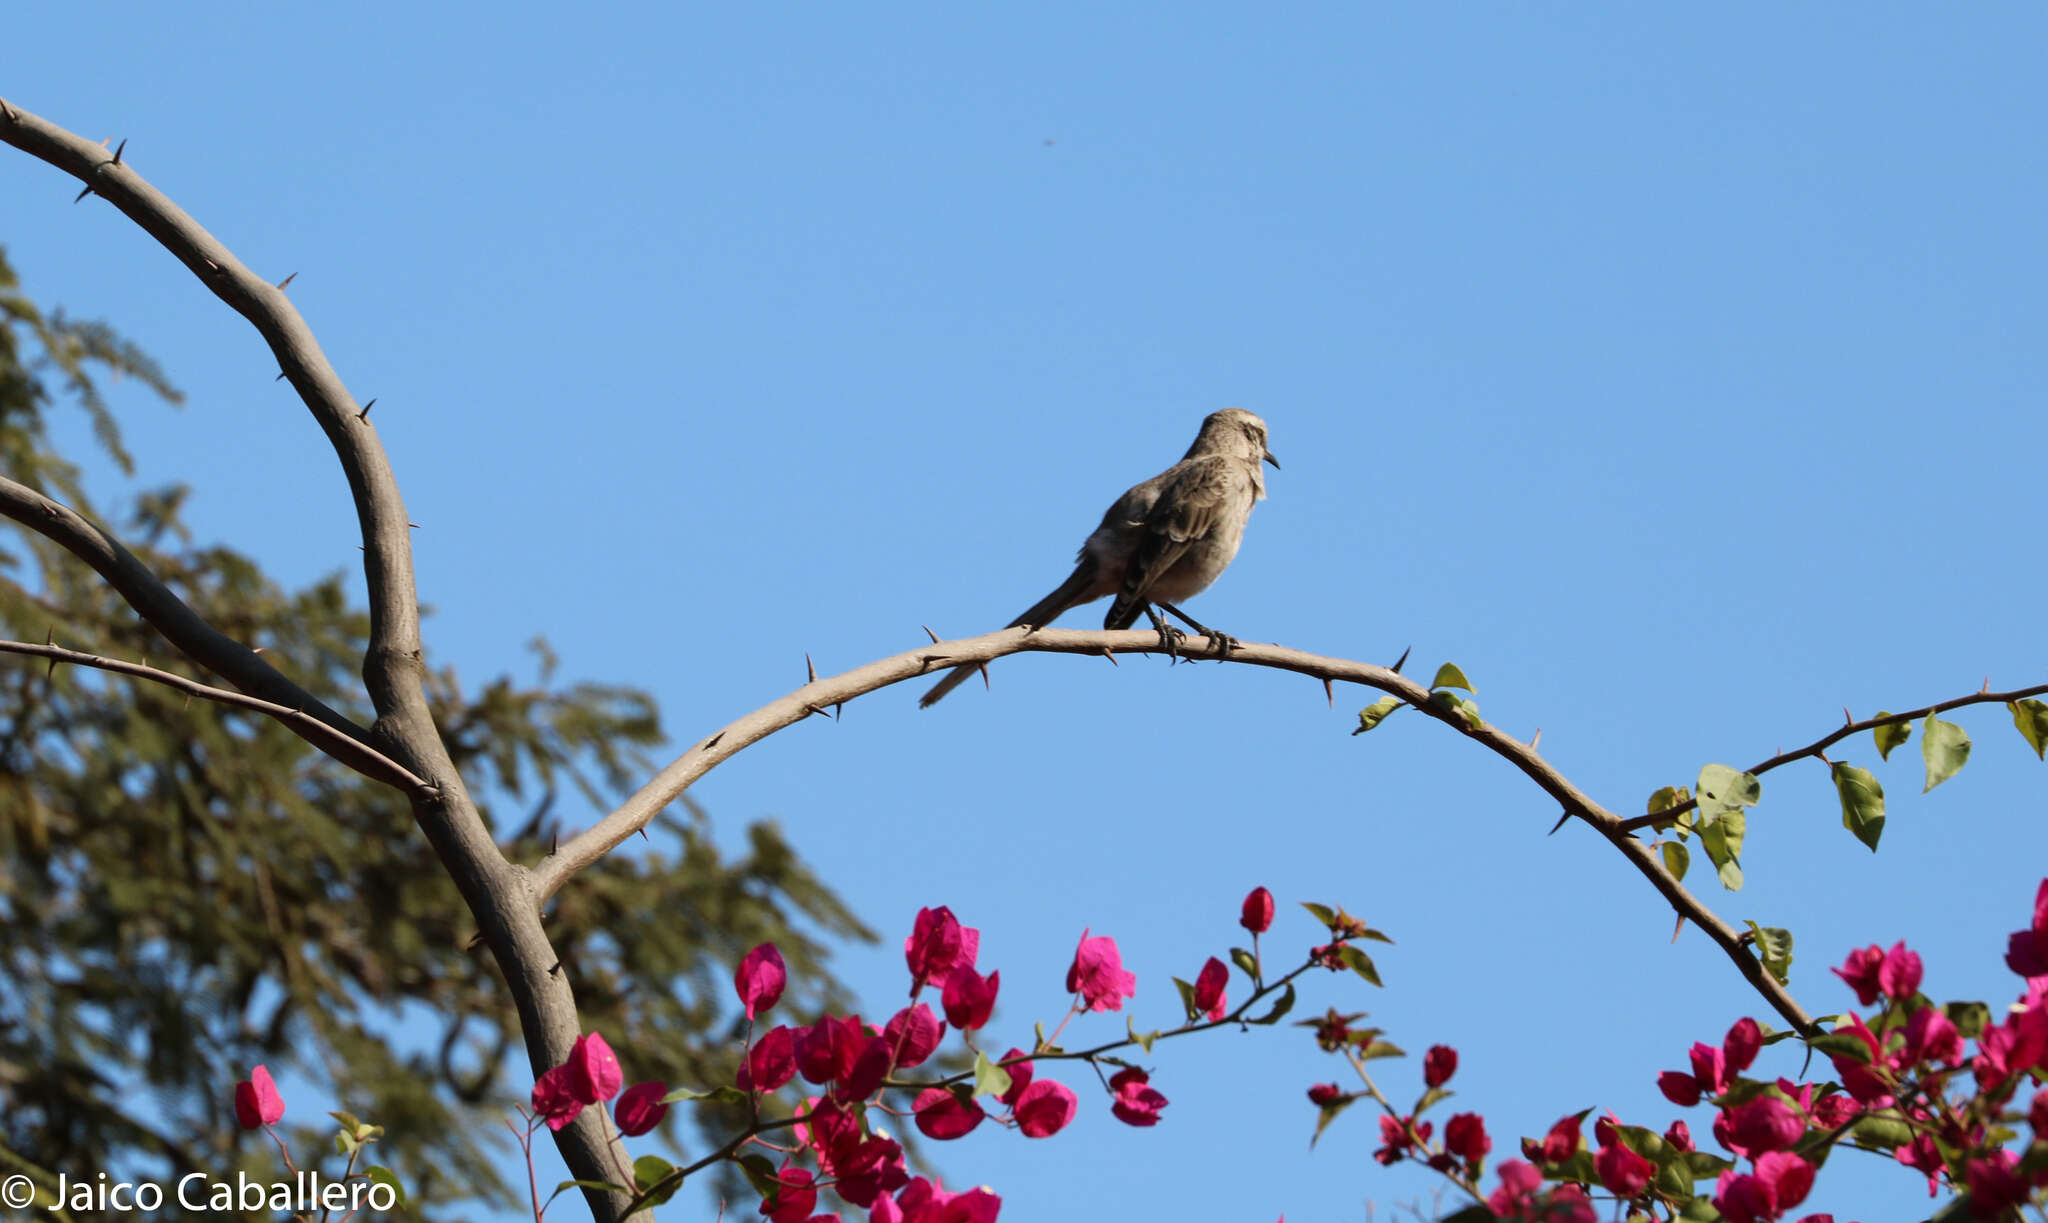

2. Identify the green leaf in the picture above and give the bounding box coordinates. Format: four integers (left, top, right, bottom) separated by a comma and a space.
1415, 1086, 1452, 1116
1430, 663, 1474, 692
1126, 1016, 1160, 1053
735, 1154, 780, 1200
1696, 763, 1761, 822
1946, 1000, 1991, 1039
1921, 713, 1971, 792
1873, 713, 1911, 760
1699, 811, 1745, 891
1353, 696, 1402, 735
1804, 1032, 1874, 1065
632, 1157, 680, 1208
1830, 762, 1886, 852
1338, 944, 1383, 987
1301, 901, 1338, 929
1849, 1109, 1915, 1150
1172, 976, 1200, 1023
1230, 947, 1258, 980
972, 1051, 1013, 1098
365, 1166, 406, 1209
2010, 699, 2048, 760
1359, 1038, 1405, 1061
1248, 983, 1296, 1025
1743, 921, 1794, 984
1659, 841, 1690, 881
661, 1084, 751, 1107
1429, 689, 1482, 730
1311, 1095, 1356, 1147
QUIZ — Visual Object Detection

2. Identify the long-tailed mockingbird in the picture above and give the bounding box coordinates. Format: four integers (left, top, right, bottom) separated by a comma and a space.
920, 407, 1278, 707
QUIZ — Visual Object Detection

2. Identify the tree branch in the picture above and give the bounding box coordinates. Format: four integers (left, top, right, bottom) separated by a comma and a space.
0, 637, 428, 792
539, 626, 1819, 1034
1616, 681, 2048, 833
0, 100, 629, 1217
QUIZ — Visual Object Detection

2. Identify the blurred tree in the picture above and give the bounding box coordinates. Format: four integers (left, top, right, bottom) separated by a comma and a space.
0, 247, 871, 1217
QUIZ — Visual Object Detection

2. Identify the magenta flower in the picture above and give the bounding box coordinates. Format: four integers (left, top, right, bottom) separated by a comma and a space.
531, 1064, 584, 1131
1714, 1096, 1804, 1158
1066, 928, 1137, 1012
758, 1166, 816, 1223
1108, 1066, 1168, 1127
1876, 942, 1922, 999
1831, 945, 1884, 1005
1444, 1112, 1491, 1163
941, 964, 999, 1031
233, 1065, 286, 1130
1014, 1078, 1077, 1138
565, 1031, 622, 1105
1594, 1137, 1654, 1198
904, 906, 980, 992
1900, 1004, 1962, 1067
1664, 1119, 1694, 1153
614, 1081, 668, 1136
1240, 886, 1276, 934
832, 1035, 894, 1104
2007, 879, 2048, 978
795, 1013, 866, 1085
995, 1048, 1035, 1108
1723, 1017, 1762, 1073
1486, 1161, 1542, 1215
884, 1003, 944, 1069
1193, 957, 1229, 1021
739, 1025, 796, 1092
912, 1087, 986, 1139
1423, 1044, 1458, 1089
734, 942, 787, 1020
1525, 1113, 1581, 1164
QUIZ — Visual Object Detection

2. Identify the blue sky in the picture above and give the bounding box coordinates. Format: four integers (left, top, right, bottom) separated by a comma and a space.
6, 6, 2047, 1220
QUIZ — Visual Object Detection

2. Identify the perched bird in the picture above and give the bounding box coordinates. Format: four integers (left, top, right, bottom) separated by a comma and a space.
920, 408, 1278, 707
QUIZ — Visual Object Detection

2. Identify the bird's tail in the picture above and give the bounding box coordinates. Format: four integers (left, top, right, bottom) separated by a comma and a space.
918, 560, 1098, 708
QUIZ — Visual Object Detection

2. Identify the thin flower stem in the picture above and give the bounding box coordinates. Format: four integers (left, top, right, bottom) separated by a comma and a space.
1339, 1049, 1485, 1205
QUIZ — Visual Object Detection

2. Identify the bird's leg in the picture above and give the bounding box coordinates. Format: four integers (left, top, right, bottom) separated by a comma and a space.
1155, 600, 1237, 659
1141, 604, 1189, 663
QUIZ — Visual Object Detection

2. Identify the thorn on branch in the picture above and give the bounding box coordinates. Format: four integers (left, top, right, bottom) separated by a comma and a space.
275, 370, 288, 381
276, 271, 298, 290
548, 961, 562, 976
803, 703, 832, 719
0, 97, 15, 122
1390, 645, 1411, 674
1547, 810, 1571, 836
111, 138, 126, 166
1843, 705, 1854, 726
72, 183, 93, 204
1530, 727, 1543, 750
922, 624, 941, 644
409, 521, 419, 529
977, 662, 990, 692
550, 831, 558, 855
355, 399, 376, 422
637, 827, 649, 841
1983, 676, 1993, 694
832, 702, 843, 720
1671, 914, 1686, 944
203, 258, 223, 277
701, 731, 724, 750
1101, 648, 1118, 667
1321, 676, 1333, 708
805, 652, 817, 684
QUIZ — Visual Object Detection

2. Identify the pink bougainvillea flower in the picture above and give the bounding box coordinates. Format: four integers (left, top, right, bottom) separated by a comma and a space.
1240, 886, 1275, 934
1894, 1132, 1942, 1195
1594, 1136, 1655, 1198
758, 1166, 816, 1223
822, 1130, 908, 1208
1066, 929, 1137, 1013
1664, 1118, 1694, 1153
905, 906, 981, 993
1825, 1013, 1896, 1107
1193, 957, 1229, 1021
613, 1080, 668, 1136
995, 1048, 1035, 1108
2005, 879, 2048, 979
1444, 1112, 1491, 1163
1374, 1114, 1431, 1165
831, 1034, 894, 1104
530, 1064, 584, 1132
1755, 1151, 1815, 1212
1714, 1156, 1814, 1223
1809, 1092, 1859, 1130
1486, 1161, 1542, 1214
1831, 944, 1884, 1005
1526, 1113, 1581, 1164
738, 1025, 797, 1092
565, 1031, 623, 1104
1108, 1067, 1168, 1127
1014, 1078, 1077, 1138
795, 1013, 866, 1085
884, 1003, 944, 1069
1423, 1044, 1458, 1089
1876, 941, 1923, 999
1968, 1150, 2029, 1215
233, 1065, 286, 1130
734, 942, 787, 1019
1657, 1069, 1703, 1108
941, 964, 1000, 1032
1714, 1096, 1804, 1158
1899, 1004, 1962, 1067
1723, 1017, 1762, 1073
912, 1087, 986, 1139
1307, 1083, 1344, 1106
880, 1178, 1000, 1223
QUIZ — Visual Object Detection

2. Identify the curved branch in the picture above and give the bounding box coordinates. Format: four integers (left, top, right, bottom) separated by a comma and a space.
0, 637, 427, 792
1, 100, 630, 1217
537, 625, 1819, 1034
1617, 681, 2048, 833
0, 475, 387, 764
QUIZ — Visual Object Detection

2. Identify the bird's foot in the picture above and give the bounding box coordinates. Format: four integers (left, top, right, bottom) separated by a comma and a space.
1142, 606, 1189, 663
1155, 600, 1236, 660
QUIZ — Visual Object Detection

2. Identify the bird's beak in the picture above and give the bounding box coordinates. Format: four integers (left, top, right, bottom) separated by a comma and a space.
1263, 450, 1281, 470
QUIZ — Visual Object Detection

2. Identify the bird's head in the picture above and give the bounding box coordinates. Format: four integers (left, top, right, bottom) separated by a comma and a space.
1198, 407, 1280, 469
